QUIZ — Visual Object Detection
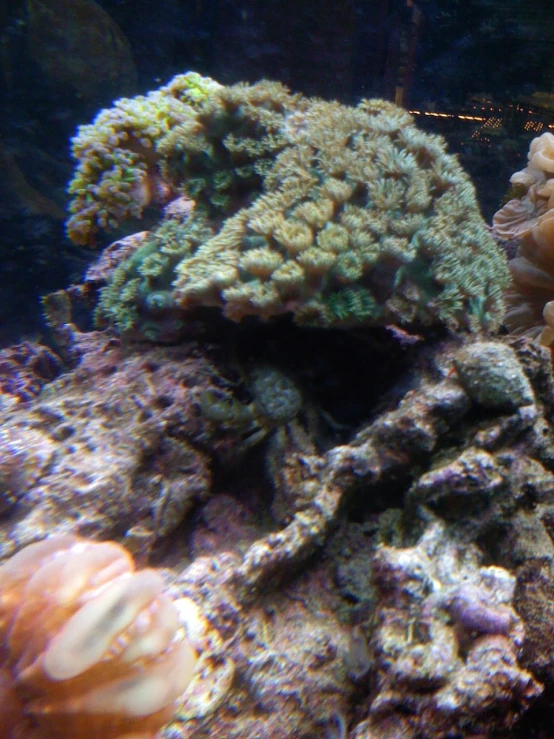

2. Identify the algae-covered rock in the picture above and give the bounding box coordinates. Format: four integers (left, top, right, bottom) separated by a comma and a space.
2, 324, 553, 736
352, 523, 541, 739
454, 341, 535, 410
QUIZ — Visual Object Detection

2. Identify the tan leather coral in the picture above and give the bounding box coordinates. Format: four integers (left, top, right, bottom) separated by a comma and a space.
492, 132, 554, 242
493, 132, 554, 348
0, 536, 197, 738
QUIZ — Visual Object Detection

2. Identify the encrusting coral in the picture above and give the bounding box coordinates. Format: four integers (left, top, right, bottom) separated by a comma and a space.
493, 131, 554, 348
68, 73, 509, 336
0, 535, 197, 738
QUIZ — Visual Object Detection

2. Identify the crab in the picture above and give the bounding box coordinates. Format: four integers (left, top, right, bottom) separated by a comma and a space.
199, 363, 321, 449
198, 363, 336, 522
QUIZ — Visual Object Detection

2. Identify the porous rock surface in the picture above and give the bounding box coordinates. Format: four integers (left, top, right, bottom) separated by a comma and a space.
3, 331, 554, 736
0, 331, 216, 560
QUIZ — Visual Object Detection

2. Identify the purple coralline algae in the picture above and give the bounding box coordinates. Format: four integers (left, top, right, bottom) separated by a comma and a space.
352, 522, 541, 739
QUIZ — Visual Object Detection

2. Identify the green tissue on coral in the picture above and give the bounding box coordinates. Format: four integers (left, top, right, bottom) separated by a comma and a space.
66, 72, 221, 245
96, 213, 214, 338
156, 80, 297, 217
70, 74, 509, 333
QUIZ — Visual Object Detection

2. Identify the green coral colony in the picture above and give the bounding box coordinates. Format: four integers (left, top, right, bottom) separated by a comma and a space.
67, 72, 509, 336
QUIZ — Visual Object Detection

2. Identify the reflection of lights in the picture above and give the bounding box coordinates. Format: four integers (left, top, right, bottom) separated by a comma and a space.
411, 107, 554, 133
484, 117, 502, 127
524, 121, 544, 131
410, 110, 486, 121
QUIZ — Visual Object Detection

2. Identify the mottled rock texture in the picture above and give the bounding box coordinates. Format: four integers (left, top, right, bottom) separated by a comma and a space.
0, 332, 215, 559
3, 330, 554, 737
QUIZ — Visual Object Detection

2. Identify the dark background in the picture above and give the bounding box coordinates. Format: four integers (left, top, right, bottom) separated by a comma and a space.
1, 0, 554, 344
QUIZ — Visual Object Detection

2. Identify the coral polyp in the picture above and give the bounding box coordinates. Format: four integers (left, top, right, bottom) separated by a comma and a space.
66, 72, 221, 246
67, 73, 509, 335
0, 536, 197, 738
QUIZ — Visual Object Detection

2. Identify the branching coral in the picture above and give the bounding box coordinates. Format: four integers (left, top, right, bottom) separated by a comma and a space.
493, 132, 554, 348
80, 75, 509, 335
66, 72, 221, 246
0, 536, 197, 738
